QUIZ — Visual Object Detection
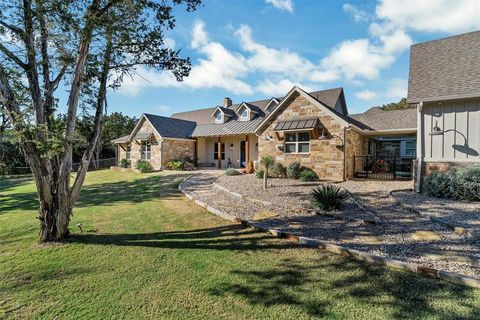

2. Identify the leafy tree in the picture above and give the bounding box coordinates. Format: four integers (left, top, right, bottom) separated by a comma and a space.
0, 0, 201, 242
379, 98, 409, 111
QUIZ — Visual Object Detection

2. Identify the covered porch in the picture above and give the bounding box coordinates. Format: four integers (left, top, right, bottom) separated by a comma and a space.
353, 132, 417, 180
195, 134, 258, 169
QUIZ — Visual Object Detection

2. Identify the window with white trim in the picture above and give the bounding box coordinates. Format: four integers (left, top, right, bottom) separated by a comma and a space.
141, 141, 151, 160
240, 108, 248, 121
285, 132, 310, 153
126, 144, 131, 160
400, 140, 416, 158
215, 112, 222, 123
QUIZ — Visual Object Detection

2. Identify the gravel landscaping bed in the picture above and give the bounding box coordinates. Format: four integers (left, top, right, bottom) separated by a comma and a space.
186, 172, 480, 278
391, 190, 480, 230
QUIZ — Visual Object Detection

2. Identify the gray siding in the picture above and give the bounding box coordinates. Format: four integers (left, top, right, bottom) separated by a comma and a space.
422, 99, 480, 161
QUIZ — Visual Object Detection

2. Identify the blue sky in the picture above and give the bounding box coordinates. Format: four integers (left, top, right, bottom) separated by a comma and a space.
106, 0, 480, 117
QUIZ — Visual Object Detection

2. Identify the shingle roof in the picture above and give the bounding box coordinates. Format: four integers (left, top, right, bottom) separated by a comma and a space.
144, 114, 196, 139
348, 107, 417, 131
274, 117, 319, 131
407, 30, 480, 103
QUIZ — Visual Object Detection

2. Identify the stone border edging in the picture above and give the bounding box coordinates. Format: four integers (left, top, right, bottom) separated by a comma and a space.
389, 189, 479, 239
178, 174, 480, 289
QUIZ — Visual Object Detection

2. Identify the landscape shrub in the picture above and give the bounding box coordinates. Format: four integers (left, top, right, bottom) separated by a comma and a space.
424, 165, 480, 201
256, 170, 264, 179
120, 159, 131, 168
286, 162, 302, 179
299, 168, 318, 181
136, 160, 153, 173
166, 159, 184, 171
225, 168, 240, 176
183, 161, 195, 171
270, 162, 286, 178
312, 184, 349, 212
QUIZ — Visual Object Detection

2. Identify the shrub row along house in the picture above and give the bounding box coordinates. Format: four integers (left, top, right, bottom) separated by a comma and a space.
112, 31, 480, 187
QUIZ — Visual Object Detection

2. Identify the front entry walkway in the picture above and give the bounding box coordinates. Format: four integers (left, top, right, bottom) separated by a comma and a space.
182, 172, 480, 279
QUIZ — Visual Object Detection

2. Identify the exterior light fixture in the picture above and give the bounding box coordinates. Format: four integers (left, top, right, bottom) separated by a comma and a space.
264, 134, 273, 141
318, 128, 344, 147
429, 120, 444, 135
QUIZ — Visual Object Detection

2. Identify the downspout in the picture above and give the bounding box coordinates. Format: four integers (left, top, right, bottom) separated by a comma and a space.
159, 138, 163, 171
415, 102, 424, 193
343, 125, 352, 182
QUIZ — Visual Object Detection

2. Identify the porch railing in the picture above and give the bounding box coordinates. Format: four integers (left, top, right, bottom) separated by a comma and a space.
353, 156, 413, 180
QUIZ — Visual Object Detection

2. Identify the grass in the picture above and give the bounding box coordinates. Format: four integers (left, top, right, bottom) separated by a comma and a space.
1, 170, 479, 319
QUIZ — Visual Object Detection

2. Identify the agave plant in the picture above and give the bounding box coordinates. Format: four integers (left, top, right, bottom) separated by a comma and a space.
311, 184, 349, 212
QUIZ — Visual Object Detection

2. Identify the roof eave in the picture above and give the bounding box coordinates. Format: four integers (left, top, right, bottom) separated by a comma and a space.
407, 92, 480, 104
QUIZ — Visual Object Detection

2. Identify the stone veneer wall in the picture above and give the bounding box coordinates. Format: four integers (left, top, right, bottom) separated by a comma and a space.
258, 92, 346, 181
161, 139, 195, 168
345, 130, 365, 179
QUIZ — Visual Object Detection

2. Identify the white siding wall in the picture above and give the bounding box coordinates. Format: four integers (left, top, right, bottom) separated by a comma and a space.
422, 99, 480, 161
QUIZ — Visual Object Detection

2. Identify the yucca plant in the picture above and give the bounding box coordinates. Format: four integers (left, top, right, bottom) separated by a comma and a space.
311, 185, 349, 212
260, 156, 274, 189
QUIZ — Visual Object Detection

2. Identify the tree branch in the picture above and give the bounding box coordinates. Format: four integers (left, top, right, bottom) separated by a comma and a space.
0, 43, 27, 70
0, 20, 24, 37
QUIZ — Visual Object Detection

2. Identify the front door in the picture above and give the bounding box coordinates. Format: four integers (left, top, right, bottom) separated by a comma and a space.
240, 141, 246, 168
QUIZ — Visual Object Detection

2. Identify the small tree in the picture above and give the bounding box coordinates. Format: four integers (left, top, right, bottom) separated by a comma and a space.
260, 156, 274, 190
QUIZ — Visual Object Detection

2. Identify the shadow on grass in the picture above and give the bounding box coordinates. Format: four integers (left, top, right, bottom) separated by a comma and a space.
0, 173, 185, 214
71, 224, 479, 318
210, 254, 480, 319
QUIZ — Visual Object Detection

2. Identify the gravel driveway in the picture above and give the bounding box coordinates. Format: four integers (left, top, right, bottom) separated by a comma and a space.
184, 172, 480, 278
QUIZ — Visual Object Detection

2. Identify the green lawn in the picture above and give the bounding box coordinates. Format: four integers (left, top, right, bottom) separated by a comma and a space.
1, 170, 479, 319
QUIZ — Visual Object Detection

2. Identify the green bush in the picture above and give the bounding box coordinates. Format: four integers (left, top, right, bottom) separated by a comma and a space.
270, 162, 286, 178
299, 168, 318, 181
167, 159, 184, 171
286, 162, 302, 179
256, 170, 264, 179
225, 168, 240, 176
136, 160, 153, 173
424, 165, 480, 201
312, 185, 349, 212
120, 159, 131, 168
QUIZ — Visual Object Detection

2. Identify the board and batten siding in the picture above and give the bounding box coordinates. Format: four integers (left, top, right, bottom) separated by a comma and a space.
422, 99, 480, 161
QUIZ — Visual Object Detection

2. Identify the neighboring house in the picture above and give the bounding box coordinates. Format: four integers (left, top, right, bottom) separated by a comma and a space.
112, 86, 417, 181
407, 30, 480, 191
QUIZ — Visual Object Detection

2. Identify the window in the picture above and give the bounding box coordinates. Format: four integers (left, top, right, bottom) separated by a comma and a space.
141, 141, 151, 160
215, 112, 222, 123
214, 143, 225, 160
240, 109, 248, 121
400, 140, 416, 158
126, 144, 131, 160
285, 132, 310, 153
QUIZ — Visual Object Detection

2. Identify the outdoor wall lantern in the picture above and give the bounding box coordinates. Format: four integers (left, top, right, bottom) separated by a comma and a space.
429, 120, 444, 135
264, 134, 273, 141
318, 128, 344, 147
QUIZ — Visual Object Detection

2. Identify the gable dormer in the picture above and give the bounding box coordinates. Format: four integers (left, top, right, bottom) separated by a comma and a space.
211, 106, 234, 124
265, 97, 280, 113
236, 102, 258, 121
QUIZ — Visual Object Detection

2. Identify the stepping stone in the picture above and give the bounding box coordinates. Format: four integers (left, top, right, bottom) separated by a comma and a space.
340, 232, 382, 244
411, 230, 441, 241
412, 247, 474, 265
253, 210, 278, 221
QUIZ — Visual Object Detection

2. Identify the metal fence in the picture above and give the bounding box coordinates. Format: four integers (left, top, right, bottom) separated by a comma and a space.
353, 156, 413, 180
2, 157, 117, 176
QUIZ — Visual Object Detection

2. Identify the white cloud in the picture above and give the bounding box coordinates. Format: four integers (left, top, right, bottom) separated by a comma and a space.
191, 21, 209, 49
164, 37, 176, 49
343, 4, 369, 22
376, 0, 480, 34
355, 89, 378, 101
386, 78, 407, 99
265, 0, 294, 12
257, 79, 313, 96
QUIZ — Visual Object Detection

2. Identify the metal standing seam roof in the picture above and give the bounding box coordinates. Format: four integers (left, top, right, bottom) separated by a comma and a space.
274, 117, 319, 131
191, 117, 264, 137
133, 131, 154, 140
111, 135, 130, 143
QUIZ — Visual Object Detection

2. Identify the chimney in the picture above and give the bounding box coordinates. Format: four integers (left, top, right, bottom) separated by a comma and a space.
223, 97, 232, 107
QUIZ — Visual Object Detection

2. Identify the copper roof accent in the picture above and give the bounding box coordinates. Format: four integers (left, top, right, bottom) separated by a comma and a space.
274, 117, 319, 131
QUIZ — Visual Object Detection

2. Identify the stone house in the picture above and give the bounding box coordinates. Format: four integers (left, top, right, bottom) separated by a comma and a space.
113, 86, 417, 181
